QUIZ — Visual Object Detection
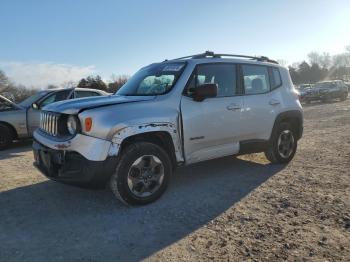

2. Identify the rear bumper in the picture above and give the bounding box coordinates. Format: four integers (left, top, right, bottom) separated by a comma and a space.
33, 140, 117, 187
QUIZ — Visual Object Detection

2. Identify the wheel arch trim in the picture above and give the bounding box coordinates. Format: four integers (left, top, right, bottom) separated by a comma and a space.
0, 121, 18, 139
270, 110, 303, 140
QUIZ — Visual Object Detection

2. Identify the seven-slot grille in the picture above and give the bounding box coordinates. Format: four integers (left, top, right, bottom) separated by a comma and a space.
40, 111, 59, 136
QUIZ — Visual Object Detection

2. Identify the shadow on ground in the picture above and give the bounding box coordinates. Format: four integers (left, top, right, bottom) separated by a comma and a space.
0, 139, 32, 160
0, 156, 284, 262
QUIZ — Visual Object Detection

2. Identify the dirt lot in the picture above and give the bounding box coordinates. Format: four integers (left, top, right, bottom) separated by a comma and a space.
0, 99, 349, 262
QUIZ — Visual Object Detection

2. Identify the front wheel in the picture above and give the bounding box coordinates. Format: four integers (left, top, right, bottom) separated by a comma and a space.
265, 123, 297, 164
110, 142, 172, 205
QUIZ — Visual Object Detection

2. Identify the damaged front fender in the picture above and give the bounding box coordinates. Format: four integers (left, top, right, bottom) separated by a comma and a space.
110, 122, 184, 163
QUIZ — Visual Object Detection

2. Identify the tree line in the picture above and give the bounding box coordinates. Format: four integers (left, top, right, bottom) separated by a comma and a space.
76, 74, 128, 93
0, 70, 37, 102
1, 46, 349, 102
288, 46, 350, 85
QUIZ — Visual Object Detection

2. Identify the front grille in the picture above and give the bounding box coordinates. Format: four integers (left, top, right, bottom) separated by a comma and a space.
40, 111, 60, 136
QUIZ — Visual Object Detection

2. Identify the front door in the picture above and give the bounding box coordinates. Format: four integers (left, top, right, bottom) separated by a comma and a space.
181, 63, 243, 164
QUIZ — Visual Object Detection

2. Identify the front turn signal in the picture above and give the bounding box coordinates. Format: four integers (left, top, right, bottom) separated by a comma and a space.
85, 117, 93, 132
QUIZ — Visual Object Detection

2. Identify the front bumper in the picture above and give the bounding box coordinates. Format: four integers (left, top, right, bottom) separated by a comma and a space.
33, 140, 117, 186
33, 130, 119, 161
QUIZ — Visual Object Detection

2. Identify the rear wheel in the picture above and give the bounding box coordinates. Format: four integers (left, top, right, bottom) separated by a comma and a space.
110, 142, 172, 205
0, 124, 13, 150
265, 123, 297, 164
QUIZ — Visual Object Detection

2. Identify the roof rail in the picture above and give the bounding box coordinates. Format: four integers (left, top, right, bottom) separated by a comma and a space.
168, 51, 279, 64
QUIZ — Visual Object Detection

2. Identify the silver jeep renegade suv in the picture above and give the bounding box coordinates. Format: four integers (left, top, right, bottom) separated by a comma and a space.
33, 51, 303, 205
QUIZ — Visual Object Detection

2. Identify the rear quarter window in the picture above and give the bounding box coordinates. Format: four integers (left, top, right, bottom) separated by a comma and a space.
270, 67, 282, 90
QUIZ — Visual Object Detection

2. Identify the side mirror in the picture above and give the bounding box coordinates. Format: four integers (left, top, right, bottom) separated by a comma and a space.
192, 83, 217, 102
32, 103, 39, 110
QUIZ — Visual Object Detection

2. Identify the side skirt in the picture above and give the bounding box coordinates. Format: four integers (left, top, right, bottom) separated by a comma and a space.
238, 139, 269, 155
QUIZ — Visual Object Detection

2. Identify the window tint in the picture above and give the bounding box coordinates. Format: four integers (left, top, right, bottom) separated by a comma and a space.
187, 64, 236, 97
75, 91, 100, 98
40, 90, 71, 107
271, 68, 282, 89
242, 65, 270, 95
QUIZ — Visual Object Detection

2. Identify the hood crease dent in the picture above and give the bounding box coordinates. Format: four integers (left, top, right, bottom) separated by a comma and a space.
43, 95, 156, 114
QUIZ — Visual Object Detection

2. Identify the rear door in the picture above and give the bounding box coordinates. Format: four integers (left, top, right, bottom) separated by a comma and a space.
240, 64, 281, 141
181, 63, 244, 164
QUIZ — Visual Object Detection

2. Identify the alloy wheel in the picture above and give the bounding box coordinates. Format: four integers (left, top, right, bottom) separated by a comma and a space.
277, 130, 295, 159
127, 155, 165, 198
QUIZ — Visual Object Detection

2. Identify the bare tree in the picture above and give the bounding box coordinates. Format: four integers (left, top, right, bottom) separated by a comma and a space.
0, 70, 9, 92
108, 74, 129, 93
308, 52, 331, 69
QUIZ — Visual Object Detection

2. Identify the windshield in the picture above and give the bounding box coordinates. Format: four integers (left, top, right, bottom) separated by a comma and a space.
18, 91, 49, 108
117, 62, 186, 96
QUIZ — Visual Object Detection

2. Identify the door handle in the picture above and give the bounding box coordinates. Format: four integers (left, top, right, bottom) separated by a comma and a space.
226, 104, 241, 111
269, 99, 280, 105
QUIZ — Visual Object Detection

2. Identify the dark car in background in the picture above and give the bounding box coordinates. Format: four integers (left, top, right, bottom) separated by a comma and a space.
297, 84, 313, 102
301, 80, 348, 104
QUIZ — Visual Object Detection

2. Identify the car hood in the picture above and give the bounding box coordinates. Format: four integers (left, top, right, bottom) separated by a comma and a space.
43, 95, 157, 114
0, 94, 22, 111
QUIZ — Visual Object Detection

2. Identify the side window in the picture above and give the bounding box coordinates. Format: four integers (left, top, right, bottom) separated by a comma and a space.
75, 91, 100, 98
242, 65, 270, 95
270, 67, 282, 90
187, 64, 236, 97
40, 90, 71, 107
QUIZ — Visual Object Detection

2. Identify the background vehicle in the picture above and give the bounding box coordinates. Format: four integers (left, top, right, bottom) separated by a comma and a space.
301, 80, 348, 103
297, 84, 314, 102
33, 52, 303, 205
0, 88, 109, 150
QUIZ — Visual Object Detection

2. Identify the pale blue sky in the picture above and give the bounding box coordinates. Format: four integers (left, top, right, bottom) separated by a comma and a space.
1, 0, 349, 87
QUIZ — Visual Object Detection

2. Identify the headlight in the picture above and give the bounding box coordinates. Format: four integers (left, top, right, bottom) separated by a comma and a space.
67, 115, 79, 135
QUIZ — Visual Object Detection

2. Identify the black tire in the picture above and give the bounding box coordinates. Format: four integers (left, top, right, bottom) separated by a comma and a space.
110, 142, 172, 205
0, 124, 13, 150
265, 122, 297, 164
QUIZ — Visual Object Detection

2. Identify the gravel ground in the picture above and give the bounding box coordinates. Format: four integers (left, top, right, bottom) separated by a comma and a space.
0, 99, 349, 262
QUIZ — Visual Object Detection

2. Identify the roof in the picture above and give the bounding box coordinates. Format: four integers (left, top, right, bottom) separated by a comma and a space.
74, 88, 109, 94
